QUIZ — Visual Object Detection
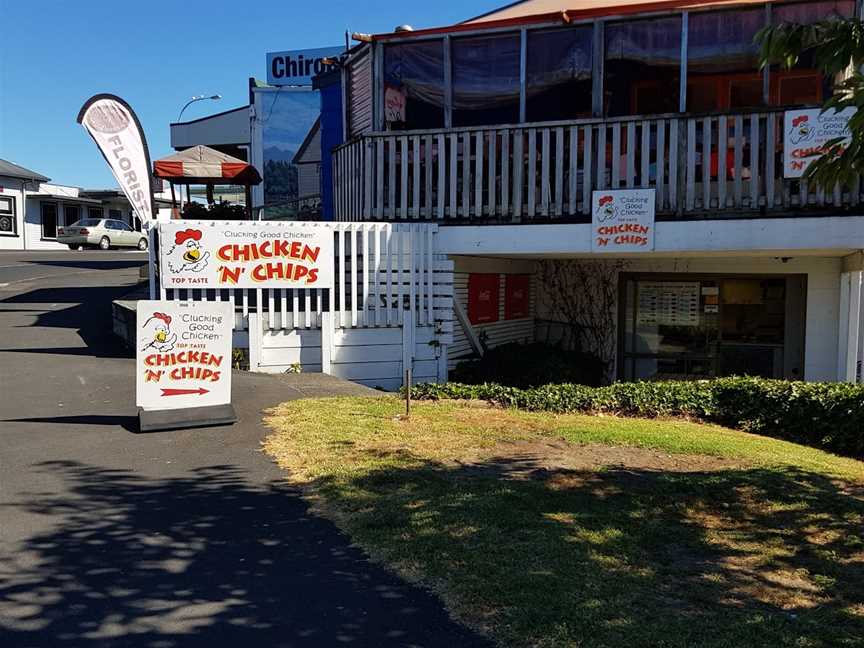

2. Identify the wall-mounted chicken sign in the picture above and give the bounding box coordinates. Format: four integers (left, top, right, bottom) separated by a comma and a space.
136, 300, 233, 413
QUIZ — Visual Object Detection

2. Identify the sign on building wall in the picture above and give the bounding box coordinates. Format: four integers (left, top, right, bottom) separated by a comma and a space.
266, 46, 345, 86
158, 221, 334, 290
136, 300, 233, 411
784, 107, 856, 178
384, 85, 407, 124
504, 274, 530, 320
468, 273, 500, 325
591, 189, 655, 253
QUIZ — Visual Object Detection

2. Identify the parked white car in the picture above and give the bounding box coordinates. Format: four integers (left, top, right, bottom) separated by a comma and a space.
58, 218, 148, 251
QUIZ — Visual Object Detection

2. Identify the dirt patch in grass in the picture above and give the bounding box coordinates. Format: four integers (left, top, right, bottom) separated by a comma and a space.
455, 438, 748, 481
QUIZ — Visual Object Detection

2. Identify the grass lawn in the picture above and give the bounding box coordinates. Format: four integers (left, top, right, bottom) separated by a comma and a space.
263, 397, 864, 648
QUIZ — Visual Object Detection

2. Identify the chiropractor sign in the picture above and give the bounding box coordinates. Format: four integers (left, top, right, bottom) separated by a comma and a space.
158, 221, 334, 290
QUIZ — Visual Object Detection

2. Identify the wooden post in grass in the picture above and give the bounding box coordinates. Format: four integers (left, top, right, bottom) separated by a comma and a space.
405, 369, 412, 416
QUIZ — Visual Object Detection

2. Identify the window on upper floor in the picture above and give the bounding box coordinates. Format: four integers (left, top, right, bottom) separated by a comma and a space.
769, 1, 855, 107
526, 25, 593, 122
383, 40, 445, 130
687, 7, 767, 113
452, 33, 520, 127
605, 16, 682, 117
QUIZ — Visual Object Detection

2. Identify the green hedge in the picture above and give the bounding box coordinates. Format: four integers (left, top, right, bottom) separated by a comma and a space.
450, 342, 605, 389
409, 378, 864, 458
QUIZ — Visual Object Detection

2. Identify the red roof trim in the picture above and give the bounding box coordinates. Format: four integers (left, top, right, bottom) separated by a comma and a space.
371, 0, 772, 41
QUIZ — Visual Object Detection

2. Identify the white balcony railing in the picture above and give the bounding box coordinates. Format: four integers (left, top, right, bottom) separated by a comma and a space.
333, 108, 863, 222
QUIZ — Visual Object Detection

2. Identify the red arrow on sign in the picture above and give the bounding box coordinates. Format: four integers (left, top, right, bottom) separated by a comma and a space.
160, 387, 210, 397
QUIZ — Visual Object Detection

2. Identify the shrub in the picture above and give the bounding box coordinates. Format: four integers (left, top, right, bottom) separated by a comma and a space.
410, 377, 864, 458
450, 343, 605, 389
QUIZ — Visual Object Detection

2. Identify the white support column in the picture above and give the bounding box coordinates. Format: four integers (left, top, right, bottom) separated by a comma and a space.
837, 271, 863, 382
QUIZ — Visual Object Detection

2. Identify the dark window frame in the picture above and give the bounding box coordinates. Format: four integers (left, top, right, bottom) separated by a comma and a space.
0, 195, 17, 236
64, 204, 81, 227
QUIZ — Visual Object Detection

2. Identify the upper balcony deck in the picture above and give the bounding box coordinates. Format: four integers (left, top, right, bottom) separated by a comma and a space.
333, 107, 862, 223
333, 1, 859, 224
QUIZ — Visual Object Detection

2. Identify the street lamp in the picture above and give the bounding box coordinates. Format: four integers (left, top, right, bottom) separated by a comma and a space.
177, 94, 222, 122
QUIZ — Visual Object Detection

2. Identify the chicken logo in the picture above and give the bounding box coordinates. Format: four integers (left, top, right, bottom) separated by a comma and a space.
597, 195, 618, 222
167, 228, 210, 273
789, 114, 815, 145
140, 312, 177, 353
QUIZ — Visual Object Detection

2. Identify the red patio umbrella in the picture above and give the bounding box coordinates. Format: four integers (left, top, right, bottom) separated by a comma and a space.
153, 145, 261, 218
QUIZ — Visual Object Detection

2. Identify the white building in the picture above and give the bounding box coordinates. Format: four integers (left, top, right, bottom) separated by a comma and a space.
0, 158, 142, 251
330, 0, 864, 384
152, 0, 864, 386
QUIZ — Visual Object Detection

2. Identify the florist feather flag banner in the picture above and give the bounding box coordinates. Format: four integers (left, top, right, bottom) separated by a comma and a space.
77, 94, 155, 222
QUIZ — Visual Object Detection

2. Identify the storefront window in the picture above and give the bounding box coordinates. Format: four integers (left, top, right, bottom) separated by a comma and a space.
41, 202, 58, 239
621, 276, 805, 381
770, 1, 855, 106
605, 16, 682, 117
687, 8, 766, 112
64, 204, 80, 226
452, 33, 520, 127
526, 26, 592, 122
383, 40, 445, 129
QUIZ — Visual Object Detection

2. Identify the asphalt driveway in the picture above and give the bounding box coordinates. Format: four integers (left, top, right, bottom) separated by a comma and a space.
0, 251, 490, 647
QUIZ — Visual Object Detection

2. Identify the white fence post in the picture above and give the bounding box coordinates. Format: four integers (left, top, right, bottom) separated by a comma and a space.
321, 310, 333, 374
147, 223, 157, 300
248, 311, 262, 371
437, 344, 448, 383
402, 309, 414, 388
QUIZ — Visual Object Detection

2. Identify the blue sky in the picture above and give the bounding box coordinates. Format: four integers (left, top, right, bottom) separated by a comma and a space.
0, 0, 496, 189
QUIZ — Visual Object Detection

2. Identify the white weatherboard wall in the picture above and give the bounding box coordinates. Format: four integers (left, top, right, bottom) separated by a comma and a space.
255, 326, 443, 391
534, 256, 843, 382
450, 256, 537, 366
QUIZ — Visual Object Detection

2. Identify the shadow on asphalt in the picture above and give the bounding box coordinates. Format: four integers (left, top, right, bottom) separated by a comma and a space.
25, 259, 146, 271
0, 461, 490, 647
2, 415, 139, 432
0, 285, 136, 359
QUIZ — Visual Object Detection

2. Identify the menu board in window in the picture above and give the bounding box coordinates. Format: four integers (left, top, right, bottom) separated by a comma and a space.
637, 281, 700, 327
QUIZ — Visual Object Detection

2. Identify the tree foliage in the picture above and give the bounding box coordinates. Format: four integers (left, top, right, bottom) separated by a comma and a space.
757, 13, 864, 188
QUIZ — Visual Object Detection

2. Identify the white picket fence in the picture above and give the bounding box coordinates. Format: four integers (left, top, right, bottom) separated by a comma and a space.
147, 221, 454, 390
